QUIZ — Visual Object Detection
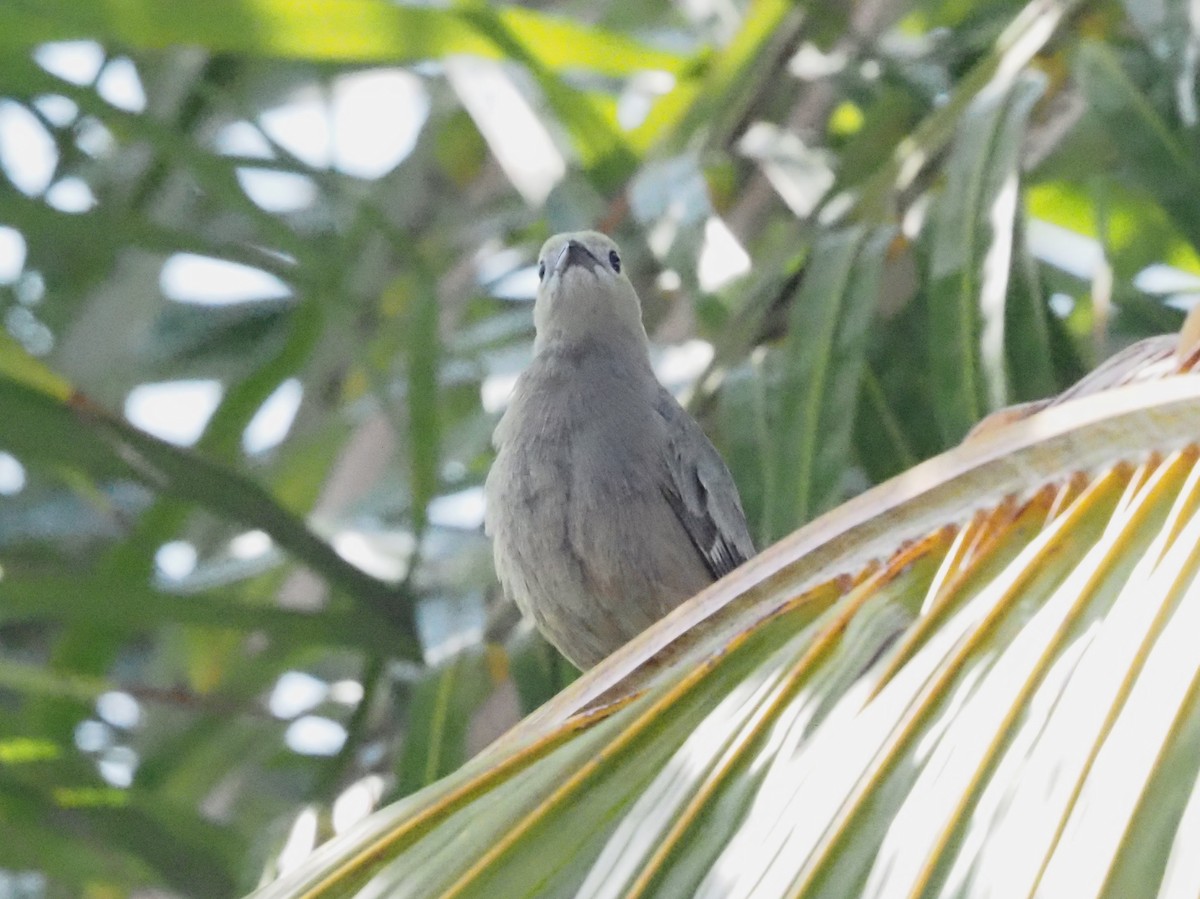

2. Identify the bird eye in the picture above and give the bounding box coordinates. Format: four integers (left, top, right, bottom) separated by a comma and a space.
537, 260, 546, 281
608, 250, 621, 273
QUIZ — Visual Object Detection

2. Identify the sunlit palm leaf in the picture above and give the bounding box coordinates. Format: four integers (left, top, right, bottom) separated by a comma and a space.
2, 1, 688, 76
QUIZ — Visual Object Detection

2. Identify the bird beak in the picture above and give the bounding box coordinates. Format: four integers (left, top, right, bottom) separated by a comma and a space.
554, 240, 601, 275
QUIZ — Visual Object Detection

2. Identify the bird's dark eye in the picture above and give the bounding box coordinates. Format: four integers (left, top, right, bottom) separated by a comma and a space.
608, 250, 621, 273
537, 260, 546, 281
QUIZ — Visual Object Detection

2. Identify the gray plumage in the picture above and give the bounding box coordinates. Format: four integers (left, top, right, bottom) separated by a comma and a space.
484, 231, 754, 668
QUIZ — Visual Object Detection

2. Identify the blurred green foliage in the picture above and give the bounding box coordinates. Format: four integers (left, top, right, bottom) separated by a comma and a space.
0, 0, 1196, 895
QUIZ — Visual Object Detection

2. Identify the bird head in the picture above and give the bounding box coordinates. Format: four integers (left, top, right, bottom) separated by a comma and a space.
532, 231, 648, 351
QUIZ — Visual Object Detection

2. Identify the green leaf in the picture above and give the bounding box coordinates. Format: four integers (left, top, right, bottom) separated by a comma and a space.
0, 574, 399, 650
403, 267, 442, 540
630, 0, 794, 154
1, 772, 241, 896
395, 647, 499, 797
927, 72, 1045, 442
0, 376, 417, 650
853, 361, 922, 484
1005, 213, 1061, 402
762, 225, 893, 541
0, 331, 72, 400
1076, 39, 1200, 254
852, 0, 1084, 220
452, 7, 637, 190
505, 628, 579, 716
0, 780, 154, 890
2, 0, 687, 75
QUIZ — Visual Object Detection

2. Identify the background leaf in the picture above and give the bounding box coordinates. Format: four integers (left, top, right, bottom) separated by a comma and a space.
2, 0, 1200, 894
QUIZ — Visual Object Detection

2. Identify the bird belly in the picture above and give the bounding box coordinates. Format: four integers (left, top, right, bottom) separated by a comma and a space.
489, 412, 708, 668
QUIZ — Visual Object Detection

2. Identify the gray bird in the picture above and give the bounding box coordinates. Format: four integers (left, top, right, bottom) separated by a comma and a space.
484, 231, 755, 669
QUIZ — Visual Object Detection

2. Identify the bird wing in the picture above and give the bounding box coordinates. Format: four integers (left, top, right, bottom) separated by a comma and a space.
655, 386, 755, 580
